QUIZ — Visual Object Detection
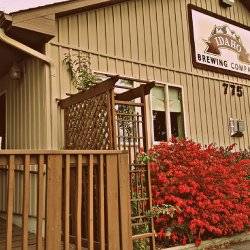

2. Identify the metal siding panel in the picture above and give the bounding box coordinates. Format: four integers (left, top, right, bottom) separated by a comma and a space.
69, 15, 79, 47
97, 8, 108, 71
1, 59, 46, 149
0, 58, 47, 216
78, 12, 89, 49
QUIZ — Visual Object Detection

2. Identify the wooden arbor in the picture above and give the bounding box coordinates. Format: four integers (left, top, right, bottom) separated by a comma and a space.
59, 76, 154, 155
59, 76, 156, 249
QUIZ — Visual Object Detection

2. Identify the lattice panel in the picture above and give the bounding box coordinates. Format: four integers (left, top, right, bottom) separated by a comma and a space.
115, 104, 144, 164
64, 92, 112, 150
130, 163, 155, 249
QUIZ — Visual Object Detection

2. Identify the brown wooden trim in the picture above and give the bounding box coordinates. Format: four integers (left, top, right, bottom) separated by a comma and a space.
188, 4, 250, 80
88, 155, 94, 250
0, 13, 12, 29
0, 151, 133, 249
46, 155, 62, 250
99, 155, 105, 250
115, 100, 144, 107
0, 149, 127, 155
110, 90, 117, 149
76, 154, 82, 250
37, 155, 45, 250
189, 4, 250, 31
106, 154, 120, 250
241, 0, 250, 11
59, 76, 119, 109
63, 154, 70, 250
22, 155, 30, 250
6, 155, 14, 250
117, 154, 132, 250
11, 0, 128, 22
115, 82, 155, 101
56, 0, 128, 18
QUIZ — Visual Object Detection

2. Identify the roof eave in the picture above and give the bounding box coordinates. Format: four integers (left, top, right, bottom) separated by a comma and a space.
239, 0, 249, 11
0, 12, 12, 30
10, 0, 127, 22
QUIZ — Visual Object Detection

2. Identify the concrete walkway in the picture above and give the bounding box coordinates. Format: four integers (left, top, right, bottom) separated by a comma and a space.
222, 241, 250, 250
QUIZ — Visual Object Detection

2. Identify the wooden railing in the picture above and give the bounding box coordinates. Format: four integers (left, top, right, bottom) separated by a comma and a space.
0, 150, 132, 250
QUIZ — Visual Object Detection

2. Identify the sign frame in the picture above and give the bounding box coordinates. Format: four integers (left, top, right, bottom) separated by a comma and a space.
188, 4, 250, 80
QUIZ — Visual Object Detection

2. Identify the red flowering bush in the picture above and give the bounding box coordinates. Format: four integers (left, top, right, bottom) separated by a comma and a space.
149, 138, 250, 247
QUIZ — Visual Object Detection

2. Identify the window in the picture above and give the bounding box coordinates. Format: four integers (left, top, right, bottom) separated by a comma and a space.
151, 85, 185, 142
151, 86, 167, 141
169, 87, 185, 138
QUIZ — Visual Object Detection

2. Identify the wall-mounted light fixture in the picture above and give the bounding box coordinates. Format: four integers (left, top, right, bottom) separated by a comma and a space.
9, 63, 22, 80
221, 0, 235, 7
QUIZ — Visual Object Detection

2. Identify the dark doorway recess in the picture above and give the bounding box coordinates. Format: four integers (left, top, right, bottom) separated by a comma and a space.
0, 93, 6, 149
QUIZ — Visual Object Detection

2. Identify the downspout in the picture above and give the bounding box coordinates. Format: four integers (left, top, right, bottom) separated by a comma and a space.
0, 27, 54, 148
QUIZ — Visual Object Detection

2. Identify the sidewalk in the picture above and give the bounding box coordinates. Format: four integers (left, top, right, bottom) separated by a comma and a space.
222, 241, 250, 250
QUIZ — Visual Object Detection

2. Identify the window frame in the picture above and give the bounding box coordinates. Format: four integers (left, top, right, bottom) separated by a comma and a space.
149, 83, 187, 145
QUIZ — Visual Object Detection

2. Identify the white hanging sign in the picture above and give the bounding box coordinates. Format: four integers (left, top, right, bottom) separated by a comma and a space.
188, 5, 250, 79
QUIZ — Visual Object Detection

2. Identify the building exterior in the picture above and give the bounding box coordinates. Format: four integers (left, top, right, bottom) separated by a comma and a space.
0, 1, 249, 249
0, 0, 249, 151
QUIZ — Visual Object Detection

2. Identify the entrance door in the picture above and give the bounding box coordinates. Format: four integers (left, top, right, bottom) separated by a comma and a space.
0, 94, 6, 149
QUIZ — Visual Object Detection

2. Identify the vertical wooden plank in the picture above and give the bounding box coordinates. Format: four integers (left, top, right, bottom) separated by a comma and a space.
128, 1, 139, 61
22, 154, 30, 249
64, 155, 71, 250
6, 155, 15, 250
111, 90, 118, 150
46, 155, 62, 250
118, 153, 132, 250
37, 155, 44, 250
147, 162, 156, 250
106, 91, 115, 149
88, 155, 94, 250
142, 0, 153, 65
141, 91, 149, 151
113, 4, 125, 74
97, 8, 108, 71
106, 154, 120, 250
161, 0, 173, 68
76, 154, 82, 250
105, 6, 116, 72
99, 155, 105, 250
149, 0, 160, 67
167, 0, 179, 69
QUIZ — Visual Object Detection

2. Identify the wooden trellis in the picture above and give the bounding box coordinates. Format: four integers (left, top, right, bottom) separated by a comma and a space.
59, 76, 156, 249
59, 77, 118, 150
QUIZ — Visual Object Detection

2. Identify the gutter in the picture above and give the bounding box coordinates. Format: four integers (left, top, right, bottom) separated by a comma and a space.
0, 28, 52, 65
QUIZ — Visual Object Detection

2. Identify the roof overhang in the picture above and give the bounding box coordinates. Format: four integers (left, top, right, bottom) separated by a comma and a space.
0, 0, 248, 60
242, 0, 250, 11
9, 0, 249, 20
0, 29, 52, 64
10, 0, 127, 21
0, 11, 56, 51
0, 1, 126, 51
0, 28, 52, 78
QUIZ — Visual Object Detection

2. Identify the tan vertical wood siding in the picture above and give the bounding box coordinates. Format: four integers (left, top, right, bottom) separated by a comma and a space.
0, 58, 47, 149
0, 58, 47, 226
47, 0, 250, 150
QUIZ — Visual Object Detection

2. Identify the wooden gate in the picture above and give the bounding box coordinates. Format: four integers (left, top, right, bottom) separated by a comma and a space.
59, 76, 156, 249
